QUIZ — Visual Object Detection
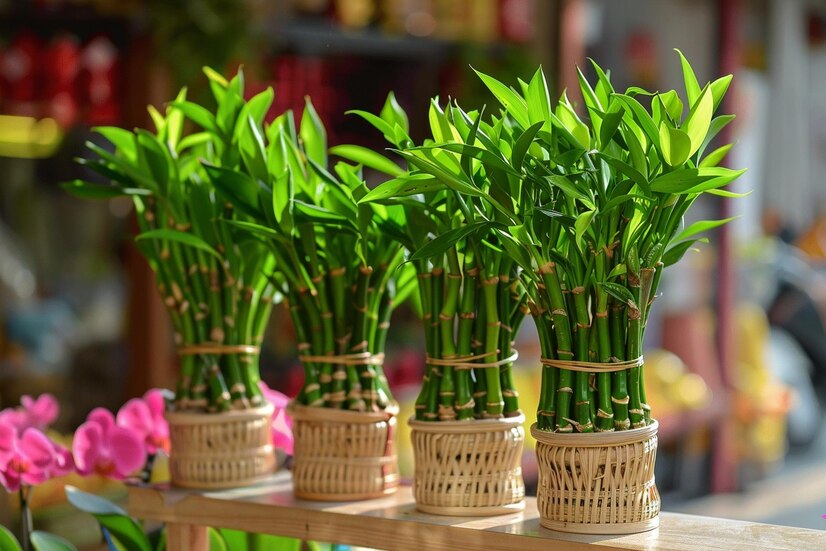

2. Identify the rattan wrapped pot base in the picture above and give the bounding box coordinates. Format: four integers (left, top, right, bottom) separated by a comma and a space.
410, 414, 526, 516
288, 402, 399, 501
532, 420, 660, 534
166, 404, 275, 489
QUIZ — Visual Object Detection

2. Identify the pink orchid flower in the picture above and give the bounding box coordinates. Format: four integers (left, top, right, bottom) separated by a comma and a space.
0, 394, 59, 433
259, 382, 293, 456
0, 423, 59, 493
73, 408, 145, 479
116, 389, 170, 455
20, 394, 59, 430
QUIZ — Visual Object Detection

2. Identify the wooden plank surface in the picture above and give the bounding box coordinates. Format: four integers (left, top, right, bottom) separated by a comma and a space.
127, 472, 826, 551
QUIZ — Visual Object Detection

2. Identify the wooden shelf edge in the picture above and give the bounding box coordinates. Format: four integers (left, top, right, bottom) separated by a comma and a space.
126, 475, 826, 551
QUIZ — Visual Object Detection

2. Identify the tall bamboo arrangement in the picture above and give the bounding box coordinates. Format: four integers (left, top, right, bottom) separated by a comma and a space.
205, 96, 416, 412
65, 69, 277, 413
422, 53, 744, 432
339, 94, 528, 421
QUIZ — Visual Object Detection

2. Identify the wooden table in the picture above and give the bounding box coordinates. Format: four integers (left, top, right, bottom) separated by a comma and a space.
127, 472, 826, 551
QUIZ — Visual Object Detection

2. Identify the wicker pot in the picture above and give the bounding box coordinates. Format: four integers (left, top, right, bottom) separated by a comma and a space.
166, 404, 276, 489
532, 420, 660, 534
288, 402, 399, 501
410, 414, 526, 516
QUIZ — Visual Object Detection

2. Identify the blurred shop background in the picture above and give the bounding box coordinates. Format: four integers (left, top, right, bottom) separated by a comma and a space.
2, 0, 826, 545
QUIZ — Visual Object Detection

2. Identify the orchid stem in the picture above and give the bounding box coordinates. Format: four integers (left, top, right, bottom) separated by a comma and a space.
19, 486, 32, 551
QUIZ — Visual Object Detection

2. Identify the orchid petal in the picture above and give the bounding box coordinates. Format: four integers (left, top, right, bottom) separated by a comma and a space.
87, 408, 116, 435
72, 421, 103, 475
108, 426, 146, 478
21, 394, 59, 429
19, 428, 56, 471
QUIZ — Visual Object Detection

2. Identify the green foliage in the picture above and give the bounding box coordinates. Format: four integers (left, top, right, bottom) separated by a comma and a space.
349, 93, 530, 421
0, 525, 24, 551
67, 68, 276, 413
203, 92, 414, 412
29, 532, 77, 551
360, 52, 742, 431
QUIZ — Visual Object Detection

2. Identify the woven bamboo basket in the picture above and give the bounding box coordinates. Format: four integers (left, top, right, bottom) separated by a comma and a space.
166, 404, 275, 489
410, 414, 526, 516
288, 402, 399, 501
532, 420, 660, 534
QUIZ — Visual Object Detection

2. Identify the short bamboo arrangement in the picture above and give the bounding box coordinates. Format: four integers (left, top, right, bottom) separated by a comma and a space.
66, 69, 280, 488
418, 54, 742, 532
345, 95, 527, 515
210, 96, 415, 500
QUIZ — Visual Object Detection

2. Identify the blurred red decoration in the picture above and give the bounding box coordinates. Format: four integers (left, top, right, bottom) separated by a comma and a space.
1, 32, 42, 117
79, 35, 120, 126
43, 34, 81, 128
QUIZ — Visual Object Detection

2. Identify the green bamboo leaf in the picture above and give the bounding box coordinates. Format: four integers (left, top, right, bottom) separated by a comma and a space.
135, 130, 171, 190
589, 58, 615, 107
597, 154, 649, 193
300, 98, 327, 167
294, 200, 354, 228
393, 150, 484, 198
547, 175, 595, 208
420, 142, 517, 176
526, 67, 552, 130
649, 168, 717, 194
177, 132, 212, 153
225, 219, 282, 241
66, 487, 150, 551
659, 90, 684, 122
706, 187, 751, 198
574, 209, 596, 248
577, 66, 603, 112
599, 107, 624, 149
599, 281, 635, 304
203, 164, 261, 217
556, 100, 590, 149
137, 229, 223, 261
147, 105, 166, 138
330, 144, 403, 177
663, 238, 706, 267
682, 167, 746, 193
607, 263, 627, 279
410, 221, 497, 261
673, 216, 738, 242
512, 121, 544, 170
380, 91, 409, 134
203, 66, 228, 86
710, 74, 733, 111
272, 169, 294, 232
682, 86, 713, 156
496, 229, 534, 272
94, 126, 137, 160
62, 180, 148, 200
360, 174, 443, 203
658, 124, 691, 166
707, 114, 736, 143
346, 109, 396, 145
169, 101, 219, 134
238, 115, 268, 183
30, 532, 77, 551
700, 143, 733, 168
613, 94, 660, 150
0, 525, 22, 551
675, 49, 701, 105
473, 68, 531, 129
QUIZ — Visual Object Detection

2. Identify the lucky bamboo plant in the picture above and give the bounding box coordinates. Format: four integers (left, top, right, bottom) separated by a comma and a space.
64, 69, 276, 413
339, 94, 528, 421
432, 53, 743, 433
205, 95, 416, 412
